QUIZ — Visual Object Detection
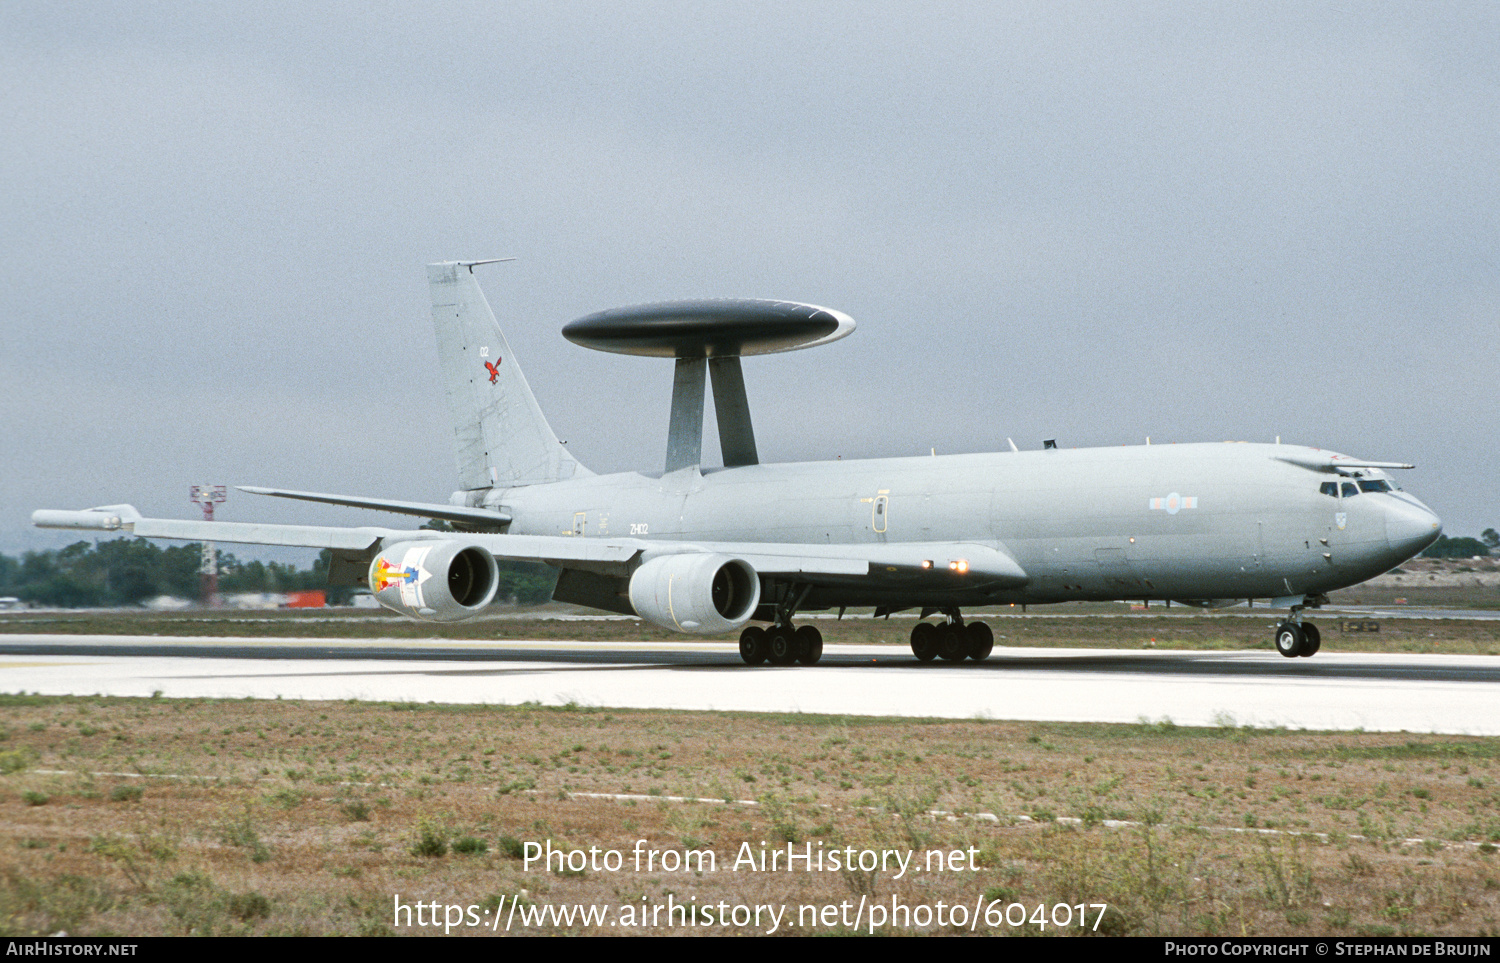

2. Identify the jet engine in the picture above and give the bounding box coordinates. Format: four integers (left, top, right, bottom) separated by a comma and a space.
627, 553, 761, 634
368, 540, 499, 622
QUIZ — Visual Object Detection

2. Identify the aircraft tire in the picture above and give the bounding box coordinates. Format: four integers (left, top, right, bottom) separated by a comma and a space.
1274, 622, 1304, 658
966, 621, 994, 661
1299, 623, 1321, 657
739, 626, 768, 666
937, 623, 968, 662
767, 628, 798, 666
795, 625, 823, 665
910, 622, 938, 662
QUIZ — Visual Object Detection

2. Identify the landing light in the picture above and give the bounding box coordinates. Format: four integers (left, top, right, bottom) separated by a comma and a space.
949, 559, 969, 574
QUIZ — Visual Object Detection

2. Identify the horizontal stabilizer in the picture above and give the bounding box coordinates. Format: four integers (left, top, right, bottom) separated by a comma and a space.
237, 486, 511, 528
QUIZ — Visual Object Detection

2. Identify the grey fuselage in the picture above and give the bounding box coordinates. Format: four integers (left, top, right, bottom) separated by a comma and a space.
472, 441, 1442, 610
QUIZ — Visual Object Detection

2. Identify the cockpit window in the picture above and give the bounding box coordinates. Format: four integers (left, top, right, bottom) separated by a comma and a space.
1341, 482, 1360, 498
1320, 482, 1339, 497
1358, 480, 1392, 493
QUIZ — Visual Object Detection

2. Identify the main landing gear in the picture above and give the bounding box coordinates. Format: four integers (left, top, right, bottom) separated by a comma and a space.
1273, 607, 1322, 659
738, 581, 824, 666
738, 623, 822, 666
910, 610, 993, 663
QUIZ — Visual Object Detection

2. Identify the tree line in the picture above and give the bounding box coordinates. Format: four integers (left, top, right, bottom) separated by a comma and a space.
1420, 528, 1498, 559
0, 538, 557, 608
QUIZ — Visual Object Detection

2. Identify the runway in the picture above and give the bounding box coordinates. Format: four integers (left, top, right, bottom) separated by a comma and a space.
3, 634, 1499, 735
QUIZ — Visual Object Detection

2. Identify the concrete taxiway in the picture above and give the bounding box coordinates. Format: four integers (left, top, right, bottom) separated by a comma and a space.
3, 634, 1499, 735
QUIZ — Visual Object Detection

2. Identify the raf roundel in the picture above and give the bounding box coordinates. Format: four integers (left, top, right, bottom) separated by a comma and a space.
561, 298, 855, 358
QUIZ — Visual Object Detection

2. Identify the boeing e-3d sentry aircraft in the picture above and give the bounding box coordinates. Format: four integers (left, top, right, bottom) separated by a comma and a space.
34, 261, 1444, 666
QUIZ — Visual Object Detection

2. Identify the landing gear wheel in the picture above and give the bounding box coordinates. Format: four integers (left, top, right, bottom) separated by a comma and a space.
966, 621, 994, 661
794, 625, 823, 665
1275, 622, 1304, 659
767, 628, 797, 666
1298, 623, 1321, 658
738, 626, 767, 666
910, 622, 938, 662
937, 623, 968, 662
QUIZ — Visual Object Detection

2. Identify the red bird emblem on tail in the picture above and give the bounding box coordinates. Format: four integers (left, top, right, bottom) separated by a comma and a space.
484, 358, 502, 383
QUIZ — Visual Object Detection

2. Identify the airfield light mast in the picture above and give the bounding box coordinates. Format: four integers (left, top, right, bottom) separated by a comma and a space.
189, 485, 227, 607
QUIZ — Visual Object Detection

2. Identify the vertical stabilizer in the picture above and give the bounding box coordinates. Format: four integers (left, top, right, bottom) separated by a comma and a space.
428, 261, 589, 489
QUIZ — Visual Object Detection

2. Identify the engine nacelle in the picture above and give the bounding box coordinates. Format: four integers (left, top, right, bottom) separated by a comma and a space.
627, 553, 761, 635
368, 540, 499, 622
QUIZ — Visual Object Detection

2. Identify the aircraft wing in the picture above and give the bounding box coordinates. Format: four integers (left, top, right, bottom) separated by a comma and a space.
236, 486, 512, 529
31, 506, 636, 566
31, 506, 1026, 585
32, 506, 389, 551
674, 540, 1027, 585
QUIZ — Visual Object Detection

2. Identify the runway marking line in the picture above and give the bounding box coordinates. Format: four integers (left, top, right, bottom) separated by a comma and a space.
552, 790, 1494, 853
21, 767, 1497, 853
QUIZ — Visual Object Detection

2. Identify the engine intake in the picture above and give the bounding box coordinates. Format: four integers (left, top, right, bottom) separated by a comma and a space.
368, 540, 499, 622
627, 553, 761, 635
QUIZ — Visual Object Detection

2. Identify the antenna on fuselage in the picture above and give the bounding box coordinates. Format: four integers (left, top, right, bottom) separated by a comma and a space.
561, 299, 856, 473
456, 258, 516, 273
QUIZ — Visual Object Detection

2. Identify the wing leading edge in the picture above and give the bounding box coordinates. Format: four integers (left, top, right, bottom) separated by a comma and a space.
31, 505, 1027, 586
236, 486, 512, 529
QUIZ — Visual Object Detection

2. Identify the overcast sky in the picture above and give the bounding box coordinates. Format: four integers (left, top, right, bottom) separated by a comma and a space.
4, 2, 1497, 559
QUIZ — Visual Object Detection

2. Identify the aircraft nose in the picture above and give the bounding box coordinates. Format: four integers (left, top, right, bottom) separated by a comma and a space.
1384, 496, 1442, 558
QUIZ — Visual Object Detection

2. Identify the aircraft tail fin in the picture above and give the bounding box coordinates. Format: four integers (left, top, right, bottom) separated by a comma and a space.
428, 261, 590, 490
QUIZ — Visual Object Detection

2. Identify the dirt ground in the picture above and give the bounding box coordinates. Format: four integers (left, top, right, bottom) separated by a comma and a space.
2, 696, 1498, 936
3, 563, 1498, 936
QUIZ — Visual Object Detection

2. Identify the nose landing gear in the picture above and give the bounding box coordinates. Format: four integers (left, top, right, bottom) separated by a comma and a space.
1274, 621, 1304, 657
1300, 623, 1322, 656
1274, 599, 1324, 658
